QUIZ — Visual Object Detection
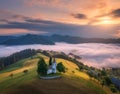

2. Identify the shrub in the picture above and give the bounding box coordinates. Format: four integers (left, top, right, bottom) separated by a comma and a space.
72, 71, 75, 73
57, 62, 65, 73
9, 73, 13, 78
23, 69, 28, 74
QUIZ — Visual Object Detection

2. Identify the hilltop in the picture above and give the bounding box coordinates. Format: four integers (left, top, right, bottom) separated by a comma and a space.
0, 50, 116, 94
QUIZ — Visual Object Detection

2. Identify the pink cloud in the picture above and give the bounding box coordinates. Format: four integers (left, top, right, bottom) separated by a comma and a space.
0, 29, 47, 35
24, 0, 113, 13
23, 0, 120, 25
114, 29, 120, 37
0, 29, 29, 35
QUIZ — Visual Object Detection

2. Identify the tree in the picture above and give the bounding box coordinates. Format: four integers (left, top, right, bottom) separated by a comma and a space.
101, 70, 107, 76
87, 72, 94, 78
49, 56, 52, 66
79, 66, 83, 71
110, 85, 117, 94
101, 80, 105, 88
104, 76, 112, 86
57, 62, 65, 73
37, 58, 47, 76
101, 68, 107, 76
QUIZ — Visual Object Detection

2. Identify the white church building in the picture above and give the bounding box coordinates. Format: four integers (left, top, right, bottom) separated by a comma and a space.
47, 57, 57, 74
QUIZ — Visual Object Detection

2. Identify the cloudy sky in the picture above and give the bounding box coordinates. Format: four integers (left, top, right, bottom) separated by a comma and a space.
0, 0, 120, 38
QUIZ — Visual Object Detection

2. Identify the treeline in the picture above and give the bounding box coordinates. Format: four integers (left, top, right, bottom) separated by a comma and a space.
0, 49, 37, 70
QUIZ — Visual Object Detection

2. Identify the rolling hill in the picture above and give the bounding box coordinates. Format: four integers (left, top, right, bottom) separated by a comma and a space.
0, 53, 115, 94
0, 34, 120, 45
0, 34, 54, 45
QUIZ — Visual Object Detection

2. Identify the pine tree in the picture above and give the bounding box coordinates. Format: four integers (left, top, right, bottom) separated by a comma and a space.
37, 58, 47, 76
49, 56, 52, 66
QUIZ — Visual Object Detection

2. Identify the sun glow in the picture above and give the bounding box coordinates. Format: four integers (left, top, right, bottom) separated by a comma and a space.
102, 19, 111, 24
100, 16, 113, 25
91, 16, 116, 25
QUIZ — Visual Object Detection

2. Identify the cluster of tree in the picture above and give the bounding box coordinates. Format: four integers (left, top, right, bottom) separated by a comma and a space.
37, 57, 65, 76
100, 77, 118, 93
109, 68, 120, 78
86, 67, 118, 93
0, 49, 37, 70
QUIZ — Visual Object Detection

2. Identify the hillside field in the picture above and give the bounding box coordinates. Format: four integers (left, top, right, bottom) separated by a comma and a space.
0, 53, 115, 94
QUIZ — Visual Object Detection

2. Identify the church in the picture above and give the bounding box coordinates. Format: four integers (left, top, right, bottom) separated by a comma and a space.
47, 57, 57, 74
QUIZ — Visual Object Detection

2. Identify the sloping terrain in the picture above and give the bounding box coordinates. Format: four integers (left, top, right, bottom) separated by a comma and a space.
0, 53, 113, 94
0, 34, 120, 45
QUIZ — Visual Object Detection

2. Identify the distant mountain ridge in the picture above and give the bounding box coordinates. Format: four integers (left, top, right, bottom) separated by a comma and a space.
51, 34, 120, 44
0, 34, 120, 45
0, 36, 15, 43
0, 34, 55, 45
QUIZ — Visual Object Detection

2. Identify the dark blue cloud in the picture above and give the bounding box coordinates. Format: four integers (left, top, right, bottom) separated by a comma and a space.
0, 15, 119, 38
0, 18, 81, 35
71, 13, 87, 19
111, 8, 120, 18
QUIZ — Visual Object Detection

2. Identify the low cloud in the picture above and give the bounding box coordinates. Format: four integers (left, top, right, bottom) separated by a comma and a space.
0, 43, 120, 68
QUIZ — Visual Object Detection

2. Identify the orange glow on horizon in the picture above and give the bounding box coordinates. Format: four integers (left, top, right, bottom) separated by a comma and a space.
99, 16, 112, 24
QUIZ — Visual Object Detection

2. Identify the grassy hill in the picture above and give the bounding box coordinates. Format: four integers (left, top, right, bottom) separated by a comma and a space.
0, 53, 115, 94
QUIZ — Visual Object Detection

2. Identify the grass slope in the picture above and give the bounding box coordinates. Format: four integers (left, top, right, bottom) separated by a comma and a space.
0, 53, 114, 94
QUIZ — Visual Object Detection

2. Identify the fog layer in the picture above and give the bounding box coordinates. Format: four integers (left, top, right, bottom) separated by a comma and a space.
0, 43, 120, 68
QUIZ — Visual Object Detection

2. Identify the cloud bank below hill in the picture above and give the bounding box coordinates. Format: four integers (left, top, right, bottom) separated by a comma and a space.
0, 43, 120, 68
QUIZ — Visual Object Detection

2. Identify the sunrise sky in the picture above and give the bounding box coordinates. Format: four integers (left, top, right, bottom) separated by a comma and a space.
0, 0, 120, 38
